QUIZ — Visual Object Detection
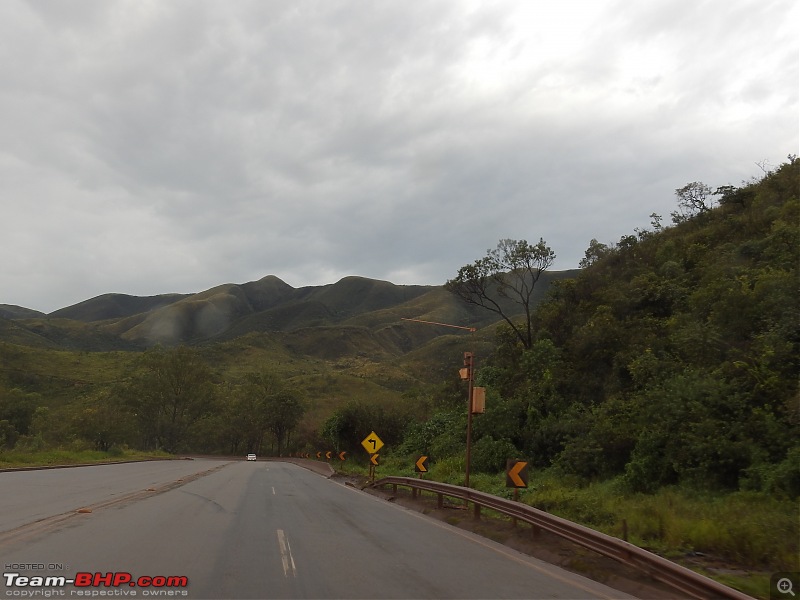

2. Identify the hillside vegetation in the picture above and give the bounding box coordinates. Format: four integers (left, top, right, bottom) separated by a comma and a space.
392, 158, 798, 495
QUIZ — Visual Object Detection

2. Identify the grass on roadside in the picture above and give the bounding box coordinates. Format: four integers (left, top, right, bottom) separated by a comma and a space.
519, 472, 798, 572
0, 447, 173, 468
340, 453, 797, 599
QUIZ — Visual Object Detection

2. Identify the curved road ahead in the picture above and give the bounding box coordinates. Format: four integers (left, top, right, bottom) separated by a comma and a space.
0, 459, 633, 599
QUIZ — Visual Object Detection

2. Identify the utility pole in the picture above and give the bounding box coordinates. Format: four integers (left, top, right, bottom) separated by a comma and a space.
402, 318, 480, 488
462, 351, 475, 489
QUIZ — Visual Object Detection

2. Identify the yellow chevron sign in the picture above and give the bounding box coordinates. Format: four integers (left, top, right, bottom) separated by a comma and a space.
506, 460, 528, 488
415, 456, 429, 473
370, 454, 380, 466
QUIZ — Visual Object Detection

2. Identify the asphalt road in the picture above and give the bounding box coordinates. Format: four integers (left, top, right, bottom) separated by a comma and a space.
0, 459, 634, 599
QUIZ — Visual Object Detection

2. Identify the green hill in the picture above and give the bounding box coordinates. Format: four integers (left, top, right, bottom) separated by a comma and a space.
457, 157, 799, 495
49, 293, 188, 322
0, 305, 45, 320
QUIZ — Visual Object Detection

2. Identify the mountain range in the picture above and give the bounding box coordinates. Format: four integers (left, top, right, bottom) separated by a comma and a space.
0, 271, 578, 354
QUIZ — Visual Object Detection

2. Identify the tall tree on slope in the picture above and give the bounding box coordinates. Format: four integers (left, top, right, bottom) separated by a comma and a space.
445, 238, 555, 349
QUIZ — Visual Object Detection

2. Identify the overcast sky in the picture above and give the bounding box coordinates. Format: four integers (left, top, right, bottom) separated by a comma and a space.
1, 0, 797, 314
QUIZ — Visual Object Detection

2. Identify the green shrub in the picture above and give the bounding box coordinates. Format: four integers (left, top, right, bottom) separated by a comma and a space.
470, 436, 519, 473
14, 434, 46, 453
741, 447, 800, 498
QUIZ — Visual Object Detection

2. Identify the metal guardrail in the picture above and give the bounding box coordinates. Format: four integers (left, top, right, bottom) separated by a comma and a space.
368, 476, 753, 600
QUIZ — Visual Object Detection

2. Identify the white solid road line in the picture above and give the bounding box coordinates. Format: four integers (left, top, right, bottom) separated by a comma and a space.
277, 529, 297, 578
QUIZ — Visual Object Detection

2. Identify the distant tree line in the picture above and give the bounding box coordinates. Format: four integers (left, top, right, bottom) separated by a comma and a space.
0, 345, 306, 457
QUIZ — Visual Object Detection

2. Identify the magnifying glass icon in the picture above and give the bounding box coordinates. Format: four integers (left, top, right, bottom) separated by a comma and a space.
778, 578, 796, 597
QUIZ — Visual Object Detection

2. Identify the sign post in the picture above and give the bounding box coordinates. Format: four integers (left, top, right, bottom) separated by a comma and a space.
462, 352, 475, 489
506, 459, 529, 528
401, 318, 480, 490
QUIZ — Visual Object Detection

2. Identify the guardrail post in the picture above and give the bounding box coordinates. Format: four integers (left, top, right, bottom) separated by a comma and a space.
437, 493, 443, 509
473, 503, 481, 520
532, 524, 541, 539
512, 488, 519, 528
392, 483, 397, 494
412, 487, 418, 499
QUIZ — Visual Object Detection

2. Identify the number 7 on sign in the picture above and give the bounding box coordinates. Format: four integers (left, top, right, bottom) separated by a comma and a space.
361, 432, 384, 454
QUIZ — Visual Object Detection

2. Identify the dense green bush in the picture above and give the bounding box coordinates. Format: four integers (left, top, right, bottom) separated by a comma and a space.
469, 435, 519, 473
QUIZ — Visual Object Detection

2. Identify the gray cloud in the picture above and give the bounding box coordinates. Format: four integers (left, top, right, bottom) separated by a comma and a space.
1, 0, 796, 313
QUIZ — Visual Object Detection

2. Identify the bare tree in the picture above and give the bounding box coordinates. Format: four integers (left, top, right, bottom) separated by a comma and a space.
672, 181, 715, 223
445, 238, 555, 349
